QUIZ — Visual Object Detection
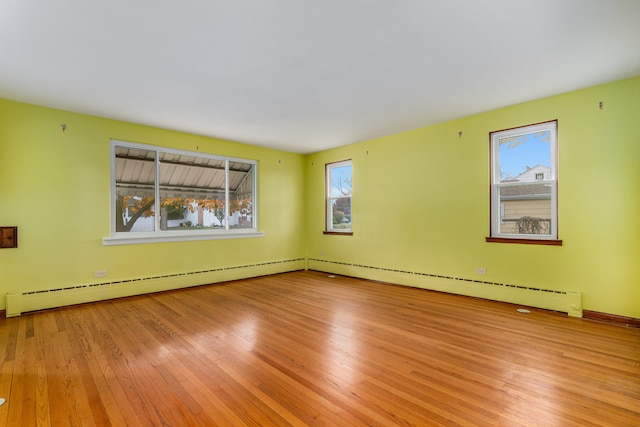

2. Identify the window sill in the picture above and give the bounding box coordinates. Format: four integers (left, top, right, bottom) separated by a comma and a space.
486, 237, 562, 246
103, 230, 264, 246
323, 231, 353, 236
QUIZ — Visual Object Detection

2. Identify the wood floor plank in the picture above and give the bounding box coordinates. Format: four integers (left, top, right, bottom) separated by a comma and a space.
0, 270, 638, 426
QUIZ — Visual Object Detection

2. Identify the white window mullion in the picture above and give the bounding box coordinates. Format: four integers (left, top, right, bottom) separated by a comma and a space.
110, 143, 117, 234
550, 183, 558, 238
154, 151, 161, 232
225, 159, 230, 231
251, 165, 257, 229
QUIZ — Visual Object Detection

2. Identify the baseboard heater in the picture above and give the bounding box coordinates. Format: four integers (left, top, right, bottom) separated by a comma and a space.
308, 258, 583, 318
5, 258, 306, 317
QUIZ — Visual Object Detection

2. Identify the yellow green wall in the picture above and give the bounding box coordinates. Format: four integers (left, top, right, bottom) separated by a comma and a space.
305, 75, 640, 318
1, 75, 639, 318
0, 99, 306, 311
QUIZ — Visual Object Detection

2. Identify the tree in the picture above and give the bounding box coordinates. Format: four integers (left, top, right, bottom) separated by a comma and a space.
331, 175, 352, 225
116, 196, 251, 231
116, 195, 155, 232
333, 197, 351, 222
333, 176, 352, 197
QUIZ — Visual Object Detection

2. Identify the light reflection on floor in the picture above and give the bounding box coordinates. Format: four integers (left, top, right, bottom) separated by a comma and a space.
326, 310, 359, 388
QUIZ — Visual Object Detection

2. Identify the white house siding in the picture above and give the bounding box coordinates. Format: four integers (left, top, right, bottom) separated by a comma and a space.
129, 216, 155, 232
513, 165, 550, 182
124, 203, 249, 231
501, 199, 551, 234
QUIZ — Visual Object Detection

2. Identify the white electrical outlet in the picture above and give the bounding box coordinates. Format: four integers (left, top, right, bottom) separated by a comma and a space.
94, 270, 107, 278
475, 267, 487, 275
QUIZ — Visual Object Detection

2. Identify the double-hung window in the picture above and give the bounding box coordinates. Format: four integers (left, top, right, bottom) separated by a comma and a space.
488, 121, 560, 244
105, 140, 260, 245
325, 160, 352, 234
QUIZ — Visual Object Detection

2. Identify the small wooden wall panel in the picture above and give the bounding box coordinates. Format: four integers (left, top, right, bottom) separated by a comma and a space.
0, 226, 17, 248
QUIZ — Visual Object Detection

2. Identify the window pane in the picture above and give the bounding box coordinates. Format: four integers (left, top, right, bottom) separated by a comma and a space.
498, 130, 551, 183
330, 164, 352, 198
229, 161, 254, 229
115, 146, 156, 232
331, 197, 351, 229
159, 152, 226, 230
498, 184, 552, 235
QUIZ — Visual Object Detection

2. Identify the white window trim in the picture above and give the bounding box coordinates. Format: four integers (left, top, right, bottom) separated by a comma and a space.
490, 121, 558, 241
325, 159, 352, 233
104, 140, 262, 246
103, 229, 264, 246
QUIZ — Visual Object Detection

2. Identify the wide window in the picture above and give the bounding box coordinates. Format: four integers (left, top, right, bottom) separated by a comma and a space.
105, 140, 260, 245
325, 160, 352, 234
488, 121, 560, 244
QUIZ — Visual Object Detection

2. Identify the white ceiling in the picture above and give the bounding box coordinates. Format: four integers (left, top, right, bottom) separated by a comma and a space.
1, 1, 639, 154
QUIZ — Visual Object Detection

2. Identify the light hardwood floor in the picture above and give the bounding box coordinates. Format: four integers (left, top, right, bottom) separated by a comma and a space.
0, 270, 638, 426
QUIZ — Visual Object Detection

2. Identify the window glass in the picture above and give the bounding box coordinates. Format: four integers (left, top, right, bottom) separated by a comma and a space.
229, 160, 254, 229
497, 130, 552, 183
158, 153, 226, 230
115, 146, 156, 232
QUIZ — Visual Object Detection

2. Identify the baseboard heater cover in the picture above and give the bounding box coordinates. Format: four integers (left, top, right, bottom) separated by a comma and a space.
308, 258, 582, 318
6, 258, 306, 317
